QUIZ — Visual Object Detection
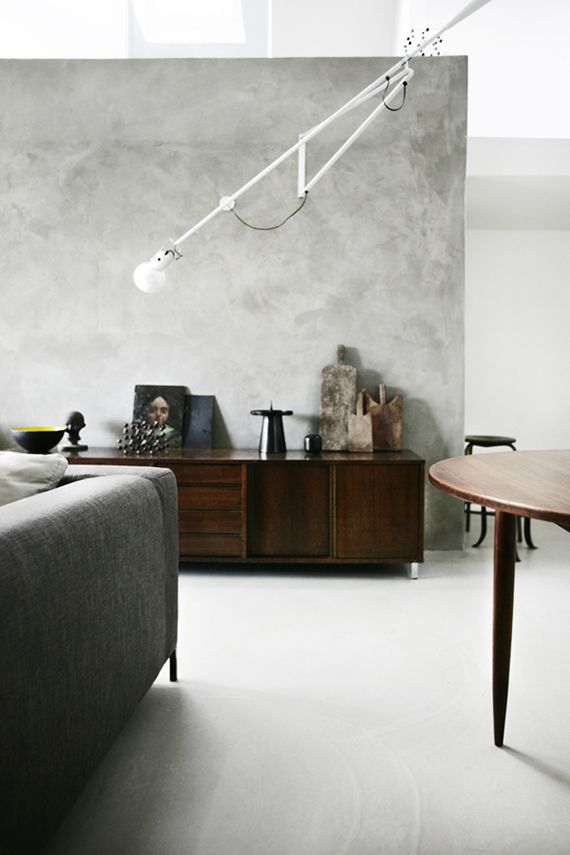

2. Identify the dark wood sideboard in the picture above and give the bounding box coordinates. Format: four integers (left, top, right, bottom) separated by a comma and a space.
67, 449, 424, 573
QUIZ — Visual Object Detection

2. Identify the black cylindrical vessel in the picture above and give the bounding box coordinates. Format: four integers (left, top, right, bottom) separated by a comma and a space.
304, 434, 322, 454
251, 405, 293, 453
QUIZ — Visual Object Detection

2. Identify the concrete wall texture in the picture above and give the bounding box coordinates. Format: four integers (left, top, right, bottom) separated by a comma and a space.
0, 58, 467, 548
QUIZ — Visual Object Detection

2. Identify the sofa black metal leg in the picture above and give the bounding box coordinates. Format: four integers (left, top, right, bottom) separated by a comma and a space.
169, 649, 178, 682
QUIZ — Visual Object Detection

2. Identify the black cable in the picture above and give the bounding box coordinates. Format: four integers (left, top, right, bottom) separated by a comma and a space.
231, 191, 309, 231
383, 76, 408, 112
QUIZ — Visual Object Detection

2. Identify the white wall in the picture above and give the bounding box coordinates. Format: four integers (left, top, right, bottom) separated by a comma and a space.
465, 229, 570, 450
403, 0, 570, 138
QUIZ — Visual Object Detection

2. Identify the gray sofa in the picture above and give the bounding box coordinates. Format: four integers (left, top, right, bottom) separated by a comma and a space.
0, 465, 179, 855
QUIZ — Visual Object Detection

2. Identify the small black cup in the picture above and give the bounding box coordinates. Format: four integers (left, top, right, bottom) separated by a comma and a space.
304, 434, 322, 454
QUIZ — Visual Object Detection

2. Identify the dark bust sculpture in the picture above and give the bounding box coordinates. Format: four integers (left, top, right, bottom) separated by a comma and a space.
62, 411, 88, 450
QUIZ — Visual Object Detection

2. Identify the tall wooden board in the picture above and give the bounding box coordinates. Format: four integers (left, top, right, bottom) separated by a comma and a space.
319, 345, 357, 451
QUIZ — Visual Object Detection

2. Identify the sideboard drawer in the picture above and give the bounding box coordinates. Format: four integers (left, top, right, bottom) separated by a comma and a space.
179, 509, 242, 534
173, 464, 242, 485
178, 485, 242, 510
180, 533, 243, 557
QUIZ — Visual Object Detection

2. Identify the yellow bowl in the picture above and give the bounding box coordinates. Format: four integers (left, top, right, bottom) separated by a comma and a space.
11, 426, 66, 454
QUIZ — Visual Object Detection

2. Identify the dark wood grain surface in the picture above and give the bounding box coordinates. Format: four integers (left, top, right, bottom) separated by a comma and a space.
429, 450, 570, 526
68, 448, 422, 464
248, 463, 331, 557
67, 448, 424, 566
336, 463, 422, 559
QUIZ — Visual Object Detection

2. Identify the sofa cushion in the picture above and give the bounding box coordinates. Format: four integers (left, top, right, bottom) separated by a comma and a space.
0, 451, 68, 507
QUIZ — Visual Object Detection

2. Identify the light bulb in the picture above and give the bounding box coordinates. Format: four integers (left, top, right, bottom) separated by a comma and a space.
133, 262, 168, 293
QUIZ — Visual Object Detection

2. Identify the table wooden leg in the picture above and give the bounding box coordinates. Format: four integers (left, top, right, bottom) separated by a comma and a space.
493, 510, 517, 747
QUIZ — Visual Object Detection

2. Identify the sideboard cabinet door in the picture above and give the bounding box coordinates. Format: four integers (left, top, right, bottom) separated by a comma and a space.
335, 463, 422, 560
248, 464, 331, 557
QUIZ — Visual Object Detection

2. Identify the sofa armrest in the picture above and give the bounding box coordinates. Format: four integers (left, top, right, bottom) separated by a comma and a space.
59, 465, 179, 658
0, 472, 177, 854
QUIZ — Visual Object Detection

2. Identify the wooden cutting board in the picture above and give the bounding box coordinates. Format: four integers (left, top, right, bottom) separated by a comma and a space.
363, 384, 402, 450
348, 390, 373, 452
319, 345, 357, 451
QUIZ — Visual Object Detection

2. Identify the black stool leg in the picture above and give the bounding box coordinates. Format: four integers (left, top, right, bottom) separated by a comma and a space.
464, 444, 474, 534
508, 445, 523, 557
524, 517, 537, 549
473, 506, 488, 547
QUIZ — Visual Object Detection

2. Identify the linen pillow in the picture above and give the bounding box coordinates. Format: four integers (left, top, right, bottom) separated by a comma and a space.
0, 423, 17, 450
0, 451, 69, 507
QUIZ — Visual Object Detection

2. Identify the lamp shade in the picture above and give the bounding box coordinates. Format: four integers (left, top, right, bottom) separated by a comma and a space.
133, 242, 178, 292
133, 262, 168, 293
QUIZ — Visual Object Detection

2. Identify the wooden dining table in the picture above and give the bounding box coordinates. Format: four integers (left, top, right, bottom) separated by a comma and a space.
429, 450, 570, 746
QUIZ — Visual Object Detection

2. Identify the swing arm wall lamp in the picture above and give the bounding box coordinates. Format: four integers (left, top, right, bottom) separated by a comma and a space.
133, 0, 492, 293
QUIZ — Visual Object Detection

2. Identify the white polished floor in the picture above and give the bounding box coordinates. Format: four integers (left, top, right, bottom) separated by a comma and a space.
46, 521, 570, 855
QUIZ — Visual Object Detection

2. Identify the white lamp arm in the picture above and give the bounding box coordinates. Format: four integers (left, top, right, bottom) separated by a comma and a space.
134, 0, 494, 292
302, 70, 413, 194
439, 0, 493, 34
172, 67, 412, 249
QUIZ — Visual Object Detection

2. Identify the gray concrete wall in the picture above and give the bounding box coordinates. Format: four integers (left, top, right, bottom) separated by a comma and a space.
0, 58, 467, 547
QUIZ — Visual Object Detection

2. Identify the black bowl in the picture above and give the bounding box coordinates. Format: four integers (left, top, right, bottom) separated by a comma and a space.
11, 426, 66, 454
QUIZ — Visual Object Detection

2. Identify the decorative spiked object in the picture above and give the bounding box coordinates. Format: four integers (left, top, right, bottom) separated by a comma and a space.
118, 420, 169, 456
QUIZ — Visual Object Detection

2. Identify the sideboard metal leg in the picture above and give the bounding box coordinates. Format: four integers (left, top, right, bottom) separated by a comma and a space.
410, 562, 419, 580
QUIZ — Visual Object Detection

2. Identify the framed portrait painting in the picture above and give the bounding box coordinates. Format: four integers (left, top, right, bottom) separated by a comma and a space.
133, 385, 186, 449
